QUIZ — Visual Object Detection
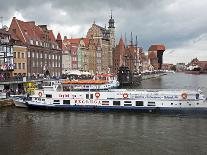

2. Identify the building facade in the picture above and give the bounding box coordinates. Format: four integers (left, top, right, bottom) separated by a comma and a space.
0, 28, 13, 80
86, 14, 115, 74
9, 17, 62, 77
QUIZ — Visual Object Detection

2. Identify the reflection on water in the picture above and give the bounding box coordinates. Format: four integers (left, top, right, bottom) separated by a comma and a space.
0, 73, 207, 155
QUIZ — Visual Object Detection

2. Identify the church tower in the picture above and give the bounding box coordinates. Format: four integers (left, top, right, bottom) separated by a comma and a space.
108, 10, 115, 48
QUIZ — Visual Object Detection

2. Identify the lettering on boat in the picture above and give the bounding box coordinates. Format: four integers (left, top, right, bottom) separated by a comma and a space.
59, 94, 70, 98
75, 99, 101, 104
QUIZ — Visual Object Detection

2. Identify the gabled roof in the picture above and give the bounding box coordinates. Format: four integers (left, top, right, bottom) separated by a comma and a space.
63, 38, 89, 46
9, 17, 58, 45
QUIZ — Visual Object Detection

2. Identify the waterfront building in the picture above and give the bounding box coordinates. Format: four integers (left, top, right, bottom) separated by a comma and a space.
12, 45, 27, 76
0, 28, 13, 80
9, 17, 62, 77
176, 63, 186, 72
162, 63, 174, 70
86, 13, 115, 74
62, 37, 89, 72
187, 58, 207, 71
148, 45, 165, 70
112, 36, 144, 74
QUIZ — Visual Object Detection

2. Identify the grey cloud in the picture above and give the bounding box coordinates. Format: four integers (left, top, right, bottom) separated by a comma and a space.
1, 0, 207, 51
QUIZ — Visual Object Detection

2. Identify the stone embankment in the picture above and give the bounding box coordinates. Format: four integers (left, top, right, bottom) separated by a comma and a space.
0, 99, 14, 108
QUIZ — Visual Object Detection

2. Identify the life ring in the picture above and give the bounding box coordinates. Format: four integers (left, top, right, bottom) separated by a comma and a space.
123, 93, 128, 99
38, 92, 43, 97
95, 92, 100, 98
181, 93, 187, 100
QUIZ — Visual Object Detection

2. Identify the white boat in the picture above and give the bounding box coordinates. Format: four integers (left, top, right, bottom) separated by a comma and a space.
11, 95, 28, 108
25, 81, 207, 113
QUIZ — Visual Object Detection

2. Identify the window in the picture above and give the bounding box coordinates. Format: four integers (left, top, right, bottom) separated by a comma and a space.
46, 94, 52, 98
14, 52, 16, 58
90, 94, 93, 99
171, 103, 173, 105
124, 104, 132, 106
22, 53, 24, 59
53, 100, 60, 104
18, 63, 21, 69
113, 101, 120, 106
22, 63, 25, 69
86, 94, 89, 99
45, 53, 47, 58
124, 101, 131, 103
14, 63, 16, 69
196, 94, 199, 100
30, 40, 33, 45
18, 52, 20, 58
28, 51, 30, 57
147, 102, 155, 106
40, 52, 42, 58
63, 100, 70, 104
136, 101, 143, 106
32, 52, 34, 58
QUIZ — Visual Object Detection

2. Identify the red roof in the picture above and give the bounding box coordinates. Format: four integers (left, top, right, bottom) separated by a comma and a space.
148, 45, 166, 51
9, 17, 58, 44
64, 38, 89, 46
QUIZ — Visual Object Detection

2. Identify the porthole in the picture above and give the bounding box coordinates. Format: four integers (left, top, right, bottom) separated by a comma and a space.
171, 103, 173, 105
197, 103, 199, 105
179, 103, 182, 105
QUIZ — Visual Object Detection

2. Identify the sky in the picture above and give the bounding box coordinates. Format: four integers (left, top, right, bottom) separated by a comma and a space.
0, 0, 207, 64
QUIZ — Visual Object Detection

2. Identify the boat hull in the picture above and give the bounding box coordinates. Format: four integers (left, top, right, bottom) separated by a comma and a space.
26, 103, 207, 114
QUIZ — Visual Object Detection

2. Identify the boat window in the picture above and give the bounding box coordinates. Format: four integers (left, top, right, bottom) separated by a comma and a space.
179, 103, 182, 105
102, 101, 109, 105
189, 104, 191, 106
147, 102, 155, 106
46, 94, 52, 98
53, 100, 60, 104
113, 101, 120, 106
90, 94, 93, 99
124, 101, 131, 103
54, 100, 60, 102
63, 100, 70, 104
136, 101, 143, 106
35, 98, 37, 100
196, 94, 199, 99
197, 103, 199, 105
86, 94, 89, 99
171, 103, 173, 105
124, 104, 132, 106
42, 99, 45, 101
38, 98, 41, 101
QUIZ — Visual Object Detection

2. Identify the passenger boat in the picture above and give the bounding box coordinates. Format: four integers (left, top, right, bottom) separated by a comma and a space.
25, 81, 207, 113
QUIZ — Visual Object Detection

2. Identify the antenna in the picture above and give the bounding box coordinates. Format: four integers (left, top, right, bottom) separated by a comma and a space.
111, 9, 113, 19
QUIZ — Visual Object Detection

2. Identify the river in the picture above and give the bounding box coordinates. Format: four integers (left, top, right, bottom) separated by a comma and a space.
0, 73, 207, 155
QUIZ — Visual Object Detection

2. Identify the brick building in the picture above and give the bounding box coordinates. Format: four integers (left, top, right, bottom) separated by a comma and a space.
148, 45, 165, 70
9, 17, 62, 77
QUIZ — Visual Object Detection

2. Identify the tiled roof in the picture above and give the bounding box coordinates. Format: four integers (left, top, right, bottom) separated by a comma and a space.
64, 38, 89, 46
148, 45, 166, 51
9, 17, 58, 44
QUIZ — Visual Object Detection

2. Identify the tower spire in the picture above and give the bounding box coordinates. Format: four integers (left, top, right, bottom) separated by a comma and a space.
130, 32, 133, 46
125, 32, 127, 48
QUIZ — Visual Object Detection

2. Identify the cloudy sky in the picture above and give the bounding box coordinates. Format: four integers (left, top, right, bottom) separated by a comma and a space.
1, 0, 207, 64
